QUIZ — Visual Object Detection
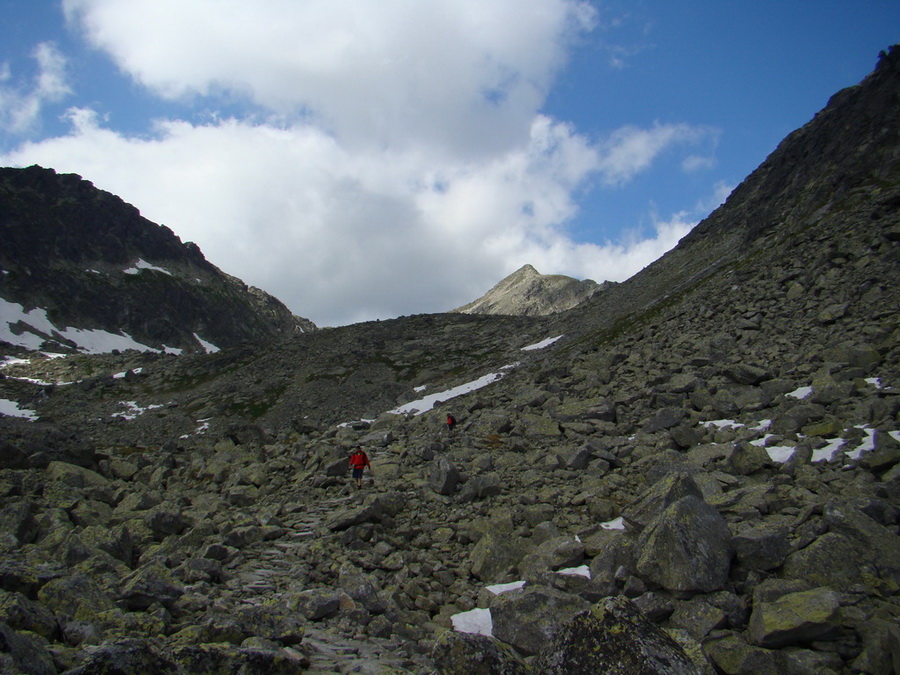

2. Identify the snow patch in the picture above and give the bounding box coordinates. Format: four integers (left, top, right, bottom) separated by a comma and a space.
485, 580, 526, 595
600, 516, 625, 530
521, 335, 564, 351
0, 398, 38, 421
812, 437, 846, 463
124, 259, 172, 276
557, 565, 591, 578
1, 298, 166, 354
451, 607, 493, 636
193, 333, 220, 354
112, 401, 165, 420
389, 365, 517, 415
765, 446, 796, 463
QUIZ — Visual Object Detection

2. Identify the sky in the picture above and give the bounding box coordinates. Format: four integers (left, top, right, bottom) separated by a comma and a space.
0, 1, 897, 327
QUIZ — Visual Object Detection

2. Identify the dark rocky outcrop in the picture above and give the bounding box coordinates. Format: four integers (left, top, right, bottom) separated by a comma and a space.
0, 165, 315, 353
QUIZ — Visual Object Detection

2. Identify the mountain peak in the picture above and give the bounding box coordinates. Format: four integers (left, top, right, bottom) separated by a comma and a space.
453, 264, 609, 317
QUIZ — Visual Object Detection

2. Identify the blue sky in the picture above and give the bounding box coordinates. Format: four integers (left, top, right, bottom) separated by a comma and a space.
1, 1, 896, 326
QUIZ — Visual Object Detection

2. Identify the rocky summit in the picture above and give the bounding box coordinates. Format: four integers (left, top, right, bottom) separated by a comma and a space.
0, 47, 898, 674
452, 264, 608, 317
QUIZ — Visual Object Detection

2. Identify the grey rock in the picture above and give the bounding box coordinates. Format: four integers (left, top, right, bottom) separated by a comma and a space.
635, 495, 732, 593
732, 523, 790, 571
469, 530, 529, 583
621, 472, 704, 533
747, 588, 841, 648
431, 631, 529, 674
534, 596, 704, 674
490, 585, 589, 656
430, 456, 461, 495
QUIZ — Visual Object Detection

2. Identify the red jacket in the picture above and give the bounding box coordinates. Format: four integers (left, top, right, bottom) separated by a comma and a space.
349, 450, 370, 470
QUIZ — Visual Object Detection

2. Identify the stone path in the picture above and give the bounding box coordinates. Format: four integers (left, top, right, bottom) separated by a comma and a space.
223, 452, 426, 673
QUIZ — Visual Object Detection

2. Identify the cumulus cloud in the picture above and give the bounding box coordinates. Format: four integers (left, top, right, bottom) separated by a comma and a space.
596, 122, 715, 186
0, 42, 71, 135
2, 2, 721, 326
63, 0, 596, 156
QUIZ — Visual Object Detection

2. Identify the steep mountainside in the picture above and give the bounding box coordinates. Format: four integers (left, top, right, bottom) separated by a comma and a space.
0, 48, 897, 674
0, 165, 315, 354
551, 45, 900, 338
453, 264, 608, 316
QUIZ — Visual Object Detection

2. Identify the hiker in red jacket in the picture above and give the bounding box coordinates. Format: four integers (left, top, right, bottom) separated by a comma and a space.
348, 446, 372, 489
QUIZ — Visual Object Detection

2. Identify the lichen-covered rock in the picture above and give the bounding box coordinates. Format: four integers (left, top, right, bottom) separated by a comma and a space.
518, 535, 584, 580
0, 621, 56, 675
702, 633, 783, 675
747, 588, 841, 648
469, 530, 528, 583
634, 495, 732, 593
431, 630, 530, 674
534, 596, 705, 674
621, 473, 704, 533
288, 588, 343, 620
490, 585, 589, 656
430, 456, 461, 495
780, 500, 900, 592
731, 522, 790, 571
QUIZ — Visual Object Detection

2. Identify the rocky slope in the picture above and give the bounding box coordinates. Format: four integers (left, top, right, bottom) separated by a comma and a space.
0, 47, 897, 674
452, 264, 607, 317
0, 165, 315, 354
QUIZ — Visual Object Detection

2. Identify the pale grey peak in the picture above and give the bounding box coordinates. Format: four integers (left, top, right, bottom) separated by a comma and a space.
453, 264, 611, 317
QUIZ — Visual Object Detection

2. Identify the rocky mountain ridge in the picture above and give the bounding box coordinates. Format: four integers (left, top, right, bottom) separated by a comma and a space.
0, 46, 897, 674
452, 264, 608, 317
0, 165, 316, 355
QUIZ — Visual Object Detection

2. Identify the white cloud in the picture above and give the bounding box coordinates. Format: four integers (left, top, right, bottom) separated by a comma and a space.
0, 42, 71, 135
596, 122, 715, 186
2, 2, 719, 327
63, 0, 596, 157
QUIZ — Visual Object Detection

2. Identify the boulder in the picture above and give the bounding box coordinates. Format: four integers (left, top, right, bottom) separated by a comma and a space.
325, 500, 383, 531
490, 585, 589, 656
534, 596, 705, 674
621, 472, 704, 533
430, 456, 461, 495
431, 631, 529, 674
634, 495, 732, 593
702, 633, 783, 675
0, 621, 59, 675
469, 530, 529, 583
780, 499, 900, 591
288, 588, 342, 620
518, 535, 584, 580
747, 588, 841, 648
731, 523, 791, 571
722, 442, 771, 475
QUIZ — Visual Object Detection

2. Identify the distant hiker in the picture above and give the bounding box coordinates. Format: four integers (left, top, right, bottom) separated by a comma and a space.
446, 413, 457, 432
349, 446, 371, 489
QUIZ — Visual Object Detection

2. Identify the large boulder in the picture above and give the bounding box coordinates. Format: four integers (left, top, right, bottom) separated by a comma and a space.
621, 472, 704, 533
534, 596, 705, 674
518, 536, 584, 581
431, 631, 529, 674
780, 499, 900, 591
747, 588, 841, 648
430, 456, 461, 495
469, 531, 528, 583
490, 585, 589, 656
634, 495, 732, 593
731, 522, 791, 571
